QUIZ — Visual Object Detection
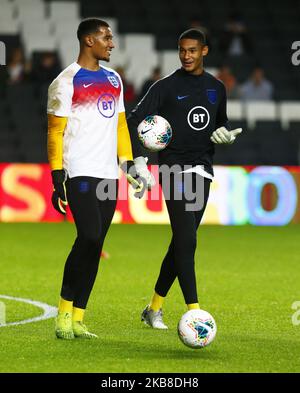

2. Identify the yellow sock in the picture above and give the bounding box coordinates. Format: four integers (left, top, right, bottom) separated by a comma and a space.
187, 303, 200, 310
58, 297, 73, 313
149, 292, 165, 312
72, 307, 85, 322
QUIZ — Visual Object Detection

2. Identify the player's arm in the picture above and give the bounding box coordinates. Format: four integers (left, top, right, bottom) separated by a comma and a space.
117, 111, 141, 194
47, 114, 68, 214
47, 114, 66, 171
211, 84, 242, 145
117, 74, 156, 193
127, 81, 162, 158
47, 77, 73, 214
117, 111, 133, 164
125, 82, 162, 188
117, 112, 154, 197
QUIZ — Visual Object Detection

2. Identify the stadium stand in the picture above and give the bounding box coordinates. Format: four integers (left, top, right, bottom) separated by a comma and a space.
0, 0, 299, 165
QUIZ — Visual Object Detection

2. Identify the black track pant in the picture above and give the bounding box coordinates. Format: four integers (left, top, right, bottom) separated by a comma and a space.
155, 173, 211, 304
61, 176, 118, 309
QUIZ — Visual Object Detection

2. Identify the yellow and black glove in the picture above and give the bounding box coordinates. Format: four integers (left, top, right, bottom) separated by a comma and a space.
120, 160, 147, 199
51, 169, 68, 214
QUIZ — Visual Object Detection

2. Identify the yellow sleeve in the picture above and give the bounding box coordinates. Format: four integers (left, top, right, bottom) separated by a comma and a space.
47, 114, 68, 170
117, 111, 133, 163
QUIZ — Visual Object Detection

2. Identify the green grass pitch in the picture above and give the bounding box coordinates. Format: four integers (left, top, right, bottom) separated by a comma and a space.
0, 222, 299, 373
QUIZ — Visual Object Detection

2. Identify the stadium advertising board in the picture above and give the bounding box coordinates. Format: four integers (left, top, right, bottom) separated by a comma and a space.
0, 163, 299, 225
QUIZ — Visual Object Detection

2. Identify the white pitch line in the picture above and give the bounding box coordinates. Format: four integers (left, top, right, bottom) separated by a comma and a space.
0, 295, 57, 327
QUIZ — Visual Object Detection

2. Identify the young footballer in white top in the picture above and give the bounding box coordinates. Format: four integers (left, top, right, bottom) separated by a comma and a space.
47, 18, 154, 339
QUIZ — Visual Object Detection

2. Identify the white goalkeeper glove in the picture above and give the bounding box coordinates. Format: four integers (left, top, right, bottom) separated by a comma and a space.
133, 156, 156, 190
210, 127, 242, 144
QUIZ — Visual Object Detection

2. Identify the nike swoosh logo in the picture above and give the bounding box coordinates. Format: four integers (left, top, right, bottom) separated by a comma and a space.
83, 83, 93, 88
177, 95, 189, 100
141, 128, 151, 135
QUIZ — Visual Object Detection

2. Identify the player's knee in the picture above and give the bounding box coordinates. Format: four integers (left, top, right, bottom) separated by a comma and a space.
175, 233, 197, 254
80, 233, 102, 249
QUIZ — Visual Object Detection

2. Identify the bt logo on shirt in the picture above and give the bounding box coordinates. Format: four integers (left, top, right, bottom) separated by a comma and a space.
97, 93, 116, 118
187, 106, 210, 131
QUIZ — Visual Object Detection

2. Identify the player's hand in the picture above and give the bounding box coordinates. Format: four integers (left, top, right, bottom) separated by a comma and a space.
210, 127, 242, 144
133, 156, 156, 190
120, 161, 147, 199
51, 169, 68, 214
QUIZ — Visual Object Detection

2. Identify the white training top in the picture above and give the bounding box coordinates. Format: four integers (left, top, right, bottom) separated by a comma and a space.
47, 62, 125, 179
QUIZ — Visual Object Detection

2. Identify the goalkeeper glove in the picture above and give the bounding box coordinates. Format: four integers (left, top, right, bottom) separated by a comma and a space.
51, 169, 68, 214
210, 126, 242, 144
133, 156, 156, 190
120, 160, 147, 199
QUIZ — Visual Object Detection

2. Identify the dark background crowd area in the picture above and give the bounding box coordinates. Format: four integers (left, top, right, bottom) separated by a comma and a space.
0, 0, 299, 165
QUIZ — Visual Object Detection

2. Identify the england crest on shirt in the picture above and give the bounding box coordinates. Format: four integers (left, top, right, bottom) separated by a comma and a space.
206, 89, 217, 104
108, 75, 119, 88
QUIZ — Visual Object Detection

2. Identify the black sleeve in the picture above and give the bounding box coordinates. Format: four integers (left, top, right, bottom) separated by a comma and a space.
216, 84, 230, 129
127, 81, 162, 157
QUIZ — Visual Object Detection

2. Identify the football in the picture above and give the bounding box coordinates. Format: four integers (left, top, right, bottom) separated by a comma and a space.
137, 115, 172, 152
177, 309, 217, 349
